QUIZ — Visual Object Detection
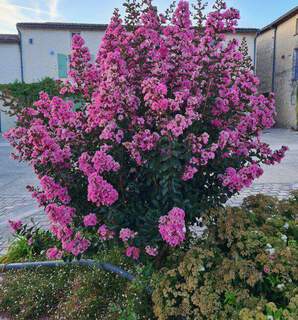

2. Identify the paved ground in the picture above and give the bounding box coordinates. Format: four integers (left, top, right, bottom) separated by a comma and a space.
0, 137, 46, 254
227, 129, 298, 206
0, 129, 297, 254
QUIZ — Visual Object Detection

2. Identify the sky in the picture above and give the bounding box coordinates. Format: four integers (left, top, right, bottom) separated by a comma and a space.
0, 0, 297, 34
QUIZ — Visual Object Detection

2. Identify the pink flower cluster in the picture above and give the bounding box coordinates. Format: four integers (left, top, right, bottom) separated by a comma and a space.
125, 246, 140, 260
40, 176, 71, 204
125, 130, 160, 165
78, 150, 120, 207
159, 207, 186, 247
83, 213, 98, 227
119, 228, 137, 242
98, 224, 115, 240
87, 173, 119, 207
46, 247, 63, 260
62, 232, 90, 256
221, 164, 264, 191
8, 220, 22, 232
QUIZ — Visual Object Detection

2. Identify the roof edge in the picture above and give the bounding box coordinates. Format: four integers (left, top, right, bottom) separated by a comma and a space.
0, 34, 19, 43
16, 22, 108, 31
16, 22, 258, 34
259, 6, 298, 34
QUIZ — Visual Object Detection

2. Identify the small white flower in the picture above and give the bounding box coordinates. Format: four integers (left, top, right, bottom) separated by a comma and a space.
199, 265, 205, 272
265, 244, 275, 255
189, 217, 208, 240
267, 316, 274, 320
283, 223, 289, 229
277, 283, 285, 290
281, 234, 287, 242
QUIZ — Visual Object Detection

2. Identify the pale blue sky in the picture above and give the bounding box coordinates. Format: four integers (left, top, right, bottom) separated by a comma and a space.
0, 0, 297, 34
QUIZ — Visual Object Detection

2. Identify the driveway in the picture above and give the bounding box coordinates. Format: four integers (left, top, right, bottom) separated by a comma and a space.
0, 129, 298, 253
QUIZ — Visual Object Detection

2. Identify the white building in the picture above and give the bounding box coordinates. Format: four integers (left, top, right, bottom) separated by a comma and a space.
0, 22, 258, 132
16, 22, 107, 83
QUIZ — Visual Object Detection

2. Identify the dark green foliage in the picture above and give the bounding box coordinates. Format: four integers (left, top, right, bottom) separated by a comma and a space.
0, 78, 61, 116
0, 222, 58, 264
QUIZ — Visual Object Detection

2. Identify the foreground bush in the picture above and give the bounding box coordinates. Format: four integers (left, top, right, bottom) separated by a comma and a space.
152, 193, 298, 319
0, 248, 154, 320
1, 194, 297, 319
4, 0, 287, 260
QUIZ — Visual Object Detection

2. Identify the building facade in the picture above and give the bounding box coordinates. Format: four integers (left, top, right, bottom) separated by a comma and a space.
256, 7, 298, 129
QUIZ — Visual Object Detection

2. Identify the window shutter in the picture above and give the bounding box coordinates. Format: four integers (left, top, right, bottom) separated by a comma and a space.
57, 54, 68, 78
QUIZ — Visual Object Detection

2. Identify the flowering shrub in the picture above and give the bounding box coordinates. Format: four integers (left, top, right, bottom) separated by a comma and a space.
152, 193, 298, 320
5, 0, 287, 260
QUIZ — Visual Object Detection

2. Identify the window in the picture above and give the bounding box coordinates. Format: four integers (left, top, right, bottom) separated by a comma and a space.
57, 54, 68, 78
296, 19, 298, 35
29, 38, 33, 44
294, 49, 298, 80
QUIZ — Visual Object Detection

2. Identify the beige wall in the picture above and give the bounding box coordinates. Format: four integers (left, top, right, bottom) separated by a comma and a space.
274, 14, 298, 129
256, 15, 298, 129
256, 29, 275, 93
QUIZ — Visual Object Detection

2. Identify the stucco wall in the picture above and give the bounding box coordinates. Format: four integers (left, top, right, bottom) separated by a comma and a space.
274, 14, 298, 128
0, 42, 20, 132
19, 28, 106, 83
0, 43, 21, 84
256, 15, 298, 129
256, 29, 275, 93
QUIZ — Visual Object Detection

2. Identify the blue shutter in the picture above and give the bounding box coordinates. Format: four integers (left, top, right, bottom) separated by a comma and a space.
57, 54, 68, 78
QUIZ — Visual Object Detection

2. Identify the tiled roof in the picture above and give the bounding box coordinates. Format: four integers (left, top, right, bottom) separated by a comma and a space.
0, 34, 19, 43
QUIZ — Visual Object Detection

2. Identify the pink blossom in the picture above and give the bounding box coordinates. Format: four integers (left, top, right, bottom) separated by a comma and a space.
182, 165, 198, 181
125, 246, 140, 260
40, 175, 71, 204
98, 224, 115, 240
46, 247, 63, 260
87, 173, 118, 207
145, 246, 158, 257
83, 213, 98, 227
263, 265, 270, 274
8, 220, 22, 232
119, 228, 137, 242
159, 207, 186, 247
46, 204, 75, 226
62, 232, 90, 256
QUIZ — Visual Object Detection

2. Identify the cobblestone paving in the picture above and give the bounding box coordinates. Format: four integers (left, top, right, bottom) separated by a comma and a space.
0, 129, 297, 254
226, 183, 298, 207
